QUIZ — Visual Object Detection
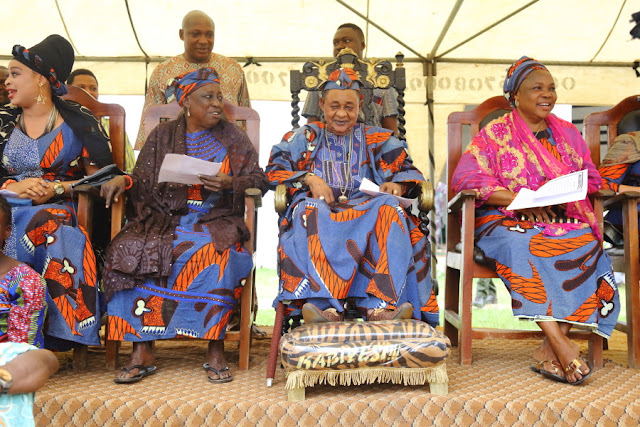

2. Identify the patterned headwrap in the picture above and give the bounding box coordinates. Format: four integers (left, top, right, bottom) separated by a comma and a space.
503, 56, 548, 106
12, 34, 74, 97
165, 68, 220, 106
320, 68, 362, 91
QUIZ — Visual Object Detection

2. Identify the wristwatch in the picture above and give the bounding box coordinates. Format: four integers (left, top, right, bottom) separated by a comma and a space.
53, 182, 65, 196
0, 368, 13, 394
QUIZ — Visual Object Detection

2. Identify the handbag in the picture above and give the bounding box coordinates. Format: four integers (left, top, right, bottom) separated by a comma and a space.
71, 164, 125, 188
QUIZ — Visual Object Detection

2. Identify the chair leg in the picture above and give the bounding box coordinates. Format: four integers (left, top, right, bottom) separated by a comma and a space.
72, 344, 88, 370
106, 339, 119, 370
105, 316, 120, 370
459, 269, 473, 365
622, 197, 640, 368
238, 269, 254, 371
266, 302, 286, 386
444, 266, 460, 347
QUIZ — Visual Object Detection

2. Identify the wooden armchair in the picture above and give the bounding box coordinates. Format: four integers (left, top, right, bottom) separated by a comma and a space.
445, 95, 604, 366
60, 86, 126, 369
584, 95, 640, 368
290, 48, 408, 139
104, 100, 261, 371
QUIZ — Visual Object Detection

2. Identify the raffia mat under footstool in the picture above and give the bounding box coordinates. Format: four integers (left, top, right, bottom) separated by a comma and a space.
279, 319, 451, 401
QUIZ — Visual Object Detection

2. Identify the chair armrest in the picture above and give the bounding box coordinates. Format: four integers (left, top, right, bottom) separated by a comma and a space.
274, 184, 288, 215
448, 190, 478, 213
245, 188, 262, 208
73, 184, 101, 199
590, 189, 615, 200
417, 181, 434, 212
603, 190, 640, 209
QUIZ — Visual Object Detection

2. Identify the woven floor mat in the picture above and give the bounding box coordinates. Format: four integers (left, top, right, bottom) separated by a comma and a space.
34, 330, 639, 426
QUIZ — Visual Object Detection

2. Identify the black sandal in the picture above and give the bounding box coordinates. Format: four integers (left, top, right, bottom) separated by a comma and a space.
114, 365, 157, 384
203, 363, 232, 383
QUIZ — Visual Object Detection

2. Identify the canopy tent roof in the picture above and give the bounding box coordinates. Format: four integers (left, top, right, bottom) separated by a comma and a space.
5, 0, 639, 65
4, 0, 640, 183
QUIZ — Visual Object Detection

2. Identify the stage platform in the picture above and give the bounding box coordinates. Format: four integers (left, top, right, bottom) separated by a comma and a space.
34, 330, 639, 426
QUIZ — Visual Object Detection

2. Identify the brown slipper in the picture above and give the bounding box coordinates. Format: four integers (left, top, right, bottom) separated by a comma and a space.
302, 303, 343, 324
367, 302, 414, 321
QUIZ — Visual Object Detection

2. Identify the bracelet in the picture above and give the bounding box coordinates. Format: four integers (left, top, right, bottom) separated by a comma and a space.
0, 180, 16, 190
124, 175, 133, 190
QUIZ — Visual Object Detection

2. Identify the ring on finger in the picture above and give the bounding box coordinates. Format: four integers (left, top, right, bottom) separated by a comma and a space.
319, 196, 325, 201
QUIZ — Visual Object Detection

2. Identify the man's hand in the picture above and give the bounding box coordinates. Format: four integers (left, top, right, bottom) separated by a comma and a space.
307, 174, 334, 204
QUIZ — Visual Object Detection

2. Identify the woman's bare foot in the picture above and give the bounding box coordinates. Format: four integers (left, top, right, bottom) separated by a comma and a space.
532, 338, 564, 380
553, 338, 589, 384
115, 341, 155, 380
205, 340, 231, 382
536, 321, 591, 384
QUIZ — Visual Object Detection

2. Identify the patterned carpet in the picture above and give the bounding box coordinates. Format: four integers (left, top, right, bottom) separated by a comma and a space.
34, 330, 639, 426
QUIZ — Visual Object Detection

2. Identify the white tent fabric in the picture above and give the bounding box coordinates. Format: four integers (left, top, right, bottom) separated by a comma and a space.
4, 0, 640, 178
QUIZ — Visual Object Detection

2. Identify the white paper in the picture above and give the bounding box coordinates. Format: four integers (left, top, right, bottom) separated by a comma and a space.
359, 177, 416, 209
158, 153, 221, 185
507, 169, 588, 210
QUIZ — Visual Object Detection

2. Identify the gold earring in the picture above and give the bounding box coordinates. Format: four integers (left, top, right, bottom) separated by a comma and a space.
35, 82, 46, 104
186, 107, 191, 117
515, 99, 519, 107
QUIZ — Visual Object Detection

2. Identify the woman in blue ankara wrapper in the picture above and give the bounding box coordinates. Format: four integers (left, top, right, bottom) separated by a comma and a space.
101, 68, 268, 384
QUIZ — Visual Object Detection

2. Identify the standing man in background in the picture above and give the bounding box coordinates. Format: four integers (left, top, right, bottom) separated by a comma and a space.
135, 10, 250, 149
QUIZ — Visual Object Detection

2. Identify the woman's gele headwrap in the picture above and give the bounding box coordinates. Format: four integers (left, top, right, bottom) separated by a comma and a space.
165, 67, 221, 106
503, 56, 548, 106
320, 68, 362, 92
11, 34, 74, 97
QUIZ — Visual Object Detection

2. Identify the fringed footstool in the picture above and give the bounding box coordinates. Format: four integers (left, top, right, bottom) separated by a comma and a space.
280, 319, 451, 401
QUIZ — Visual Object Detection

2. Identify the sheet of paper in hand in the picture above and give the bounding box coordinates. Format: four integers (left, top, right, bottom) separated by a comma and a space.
359, 177, 417, 209
158, 153, 221, 185
507, 169, 588, 211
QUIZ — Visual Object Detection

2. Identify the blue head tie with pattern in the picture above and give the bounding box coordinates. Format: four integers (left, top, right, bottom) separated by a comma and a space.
320, 68, 362, 91
165, 67, 221, 106
503, 56, 548, 106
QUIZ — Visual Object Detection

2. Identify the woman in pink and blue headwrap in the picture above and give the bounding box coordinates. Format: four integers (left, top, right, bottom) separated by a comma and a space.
101, 67, 268, 384
452, 56, 619, 385
267, 68, 438, 326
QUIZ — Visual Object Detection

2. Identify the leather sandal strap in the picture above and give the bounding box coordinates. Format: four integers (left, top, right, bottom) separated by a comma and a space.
564, 358, 584, 374
539, 360, 563, 375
